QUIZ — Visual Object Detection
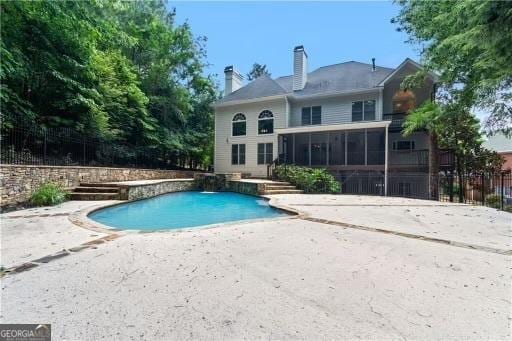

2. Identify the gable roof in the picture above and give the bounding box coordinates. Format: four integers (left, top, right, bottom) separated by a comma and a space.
215, 60, 419, 106
216, 74, 288, 104
377, 58, 438, 86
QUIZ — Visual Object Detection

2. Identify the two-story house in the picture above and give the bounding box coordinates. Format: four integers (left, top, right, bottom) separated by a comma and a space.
213, 46, 439, 197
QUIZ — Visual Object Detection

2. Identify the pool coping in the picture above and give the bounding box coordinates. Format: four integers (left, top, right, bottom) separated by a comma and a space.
68, 192, 306, 236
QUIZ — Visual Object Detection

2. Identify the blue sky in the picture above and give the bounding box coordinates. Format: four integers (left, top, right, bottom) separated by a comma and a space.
170, 1, 420, 86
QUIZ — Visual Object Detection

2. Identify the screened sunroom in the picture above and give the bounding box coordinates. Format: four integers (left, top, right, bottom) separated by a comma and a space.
276, 121, 390, 169
275, 120, 391, 194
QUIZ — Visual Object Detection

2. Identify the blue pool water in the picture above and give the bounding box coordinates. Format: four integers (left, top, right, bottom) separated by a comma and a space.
89, 191, 288, 231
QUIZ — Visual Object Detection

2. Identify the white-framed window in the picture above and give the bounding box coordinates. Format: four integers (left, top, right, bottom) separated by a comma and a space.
232, 113, 246, 136
352, 100, 376, 121
257, 143, 273, 165
231, 144, 245, 165
301, 106, 322, 125
258, 110, 274, 134
392, 140, 415, 151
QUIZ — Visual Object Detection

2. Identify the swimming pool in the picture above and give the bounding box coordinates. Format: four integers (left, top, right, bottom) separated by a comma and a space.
88, 191, 288, 231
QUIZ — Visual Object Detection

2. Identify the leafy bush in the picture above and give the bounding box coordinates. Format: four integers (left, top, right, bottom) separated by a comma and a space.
275, 164, 341, 194
485, 194, 501, 209
441, 182, 460, 196
30, 182, 68, 206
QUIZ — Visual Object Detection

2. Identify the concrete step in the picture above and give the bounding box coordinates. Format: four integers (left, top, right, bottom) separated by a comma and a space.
69, 192, 120, 200
80, 182, 120, 188
261, 189, 304, 195
73, 186, 119, 193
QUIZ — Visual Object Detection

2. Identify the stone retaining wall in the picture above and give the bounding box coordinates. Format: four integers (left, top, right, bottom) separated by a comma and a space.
0, 164, 196, 209
119, 180, 197, 201
193, 173, 262, 196
224, 181, 262, 196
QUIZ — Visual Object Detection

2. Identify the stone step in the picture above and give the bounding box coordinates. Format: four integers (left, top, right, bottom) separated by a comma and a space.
69, 192, 120, 200
261, 189, 304, 195
73, 186, 119, 193
269, 181, 290, 185
264, 185, 297, 190
80, 182, 120, 188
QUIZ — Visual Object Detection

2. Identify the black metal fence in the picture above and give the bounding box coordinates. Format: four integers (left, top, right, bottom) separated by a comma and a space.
1, 119, 178, 169
336, 171, 430, 199
333, 170, 512, 211
439, 171, 512, 211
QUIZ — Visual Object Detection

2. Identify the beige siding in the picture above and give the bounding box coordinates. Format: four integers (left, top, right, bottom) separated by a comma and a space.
288, 91, 382, 127
214, 62, 434, 176
382, 64, 434, 115
388, 132, 429, 165
214, 98, 286, 177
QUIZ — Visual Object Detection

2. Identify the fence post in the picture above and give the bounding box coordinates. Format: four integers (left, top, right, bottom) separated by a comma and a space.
82, 137, 86, 166
458, 174, 464, 203
449, 172, 454, 202
43, 128, 47, 164
481, 174, 485, 206
501, 172, 505, 210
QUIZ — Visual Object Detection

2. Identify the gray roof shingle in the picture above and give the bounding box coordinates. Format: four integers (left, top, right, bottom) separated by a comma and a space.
216, 75, 287, 104
217, 61, 395, 104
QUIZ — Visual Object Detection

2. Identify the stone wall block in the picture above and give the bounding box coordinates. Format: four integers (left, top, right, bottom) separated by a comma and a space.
0, 165, 197, 209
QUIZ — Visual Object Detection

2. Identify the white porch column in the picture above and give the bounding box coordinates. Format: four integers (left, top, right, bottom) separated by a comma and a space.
308, 132, 312, 166
326, 132, 330, 166
384, 125, 389, 196
292, 134, 295, 164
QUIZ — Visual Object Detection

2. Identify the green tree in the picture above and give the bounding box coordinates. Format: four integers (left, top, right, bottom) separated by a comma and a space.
113, 2, 218, 168
402, 101, 442, 199
90, 50, 156, 145
246, 63, 271, 81
393, 0, 512, 136
436, 106, 480, 176
1, 0, 218, 169
434, 106, 503, 201
1, 0, 107, 132
404, 101, 503, 201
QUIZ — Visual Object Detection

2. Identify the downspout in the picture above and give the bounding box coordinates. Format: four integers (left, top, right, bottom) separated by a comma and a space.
284, 96, 290, 128
385, 125, 389, 196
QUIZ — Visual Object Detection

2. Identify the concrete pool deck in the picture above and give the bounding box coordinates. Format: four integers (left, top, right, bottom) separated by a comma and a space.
1, 194, 511, 339
0, 201, 115, 268
269, 194, 512, 254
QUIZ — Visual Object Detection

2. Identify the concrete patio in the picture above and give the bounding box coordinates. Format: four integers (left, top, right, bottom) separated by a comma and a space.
1, 195, 510, 340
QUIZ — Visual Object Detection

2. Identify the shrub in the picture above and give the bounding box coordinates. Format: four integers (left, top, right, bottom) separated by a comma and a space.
441, 182, 460, 196
30, 182, 68, 206
485, 193, 501, 209
275, 164, 341, 194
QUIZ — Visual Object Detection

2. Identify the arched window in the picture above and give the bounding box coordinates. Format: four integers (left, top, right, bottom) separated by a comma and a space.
392, 90, 416, 113
258, 110, 274, 134
232, 113, 246, 136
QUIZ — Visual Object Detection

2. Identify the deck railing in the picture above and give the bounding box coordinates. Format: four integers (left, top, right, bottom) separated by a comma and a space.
383, 113, 406, 131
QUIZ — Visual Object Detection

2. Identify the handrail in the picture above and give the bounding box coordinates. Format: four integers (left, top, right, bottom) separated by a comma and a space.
267, 157, 280, 180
